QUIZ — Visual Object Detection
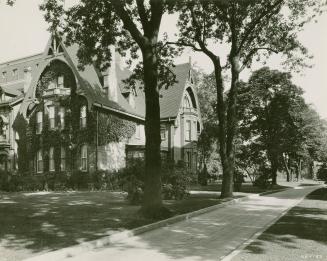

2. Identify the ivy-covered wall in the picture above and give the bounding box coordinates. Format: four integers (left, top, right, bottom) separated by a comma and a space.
15, 59, 137, 175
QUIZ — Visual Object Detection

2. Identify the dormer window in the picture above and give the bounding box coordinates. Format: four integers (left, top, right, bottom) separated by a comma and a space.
12, 69, 18, 79
2, 71, 7, 82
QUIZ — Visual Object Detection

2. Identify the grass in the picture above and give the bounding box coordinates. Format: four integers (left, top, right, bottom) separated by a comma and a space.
232, 187, 327, 261
0, 190, 234, 261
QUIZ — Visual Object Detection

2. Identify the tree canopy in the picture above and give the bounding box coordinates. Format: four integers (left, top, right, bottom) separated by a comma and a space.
173, 0, 326, 197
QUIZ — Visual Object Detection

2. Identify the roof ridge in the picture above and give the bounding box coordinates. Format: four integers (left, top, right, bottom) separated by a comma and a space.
0, 52, 43, 67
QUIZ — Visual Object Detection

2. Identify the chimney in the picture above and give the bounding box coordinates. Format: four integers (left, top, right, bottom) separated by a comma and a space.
103, 45, 118, 102
23, 67, 32, 94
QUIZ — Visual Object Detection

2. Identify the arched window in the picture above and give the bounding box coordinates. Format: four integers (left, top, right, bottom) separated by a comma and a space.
183, 88, 197, 109
183, 95, 192, 108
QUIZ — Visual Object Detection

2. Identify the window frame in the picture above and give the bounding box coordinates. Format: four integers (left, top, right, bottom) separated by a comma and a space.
160, 125, 166, 141
185, 120, 192, 141
37, 149, 43, 173
80, 105, 87, 128
49, 147, 55, 172
60, 147, 66, 172
59, 106, 65, 130
81, 144, 88, 171
49, 106, 55, 129
36, 111, 43, 134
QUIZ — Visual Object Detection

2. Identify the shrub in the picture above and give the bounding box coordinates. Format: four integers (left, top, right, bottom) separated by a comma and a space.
161, 161, 191, 200
118, 159, 192, 204
253, 167, 271, 189
91, 170, 121, 191
233, 170, 245, 192
198, 164, 209, 186
119, 159, 145, 204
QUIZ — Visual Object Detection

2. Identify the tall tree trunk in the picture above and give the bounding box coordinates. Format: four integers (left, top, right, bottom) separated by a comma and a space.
211, 57, 235, 198
221, 54, 240, 198
141, 43, 163, 214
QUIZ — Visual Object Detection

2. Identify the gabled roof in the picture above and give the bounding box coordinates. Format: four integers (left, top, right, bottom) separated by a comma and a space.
115, 62, 195, 120
2, 35, 196, 124
3, 36, 144, 122
159, 62, 192, 119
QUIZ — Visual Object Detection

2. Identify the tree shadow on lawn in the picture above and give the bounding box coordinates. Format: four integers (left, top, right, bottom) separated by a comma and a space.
0, 191, 149, 256
242, 187, 327, 255
0, 191, 225, 260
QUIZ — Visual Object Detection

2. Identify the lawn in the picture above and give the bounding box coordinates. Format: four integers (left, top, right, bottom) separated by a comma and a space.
0, 190, 231, 261
232, 187, 327, 261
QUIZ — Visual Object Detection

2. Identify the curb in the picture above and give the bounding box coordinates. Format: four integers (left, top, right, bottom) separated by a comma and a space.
220, 184, 325, 261
23, 187, 289, 261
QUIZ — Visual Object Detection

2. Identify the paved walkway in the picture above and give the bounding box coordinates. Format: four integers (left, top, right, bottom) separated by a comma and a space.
43, 184, 321, 261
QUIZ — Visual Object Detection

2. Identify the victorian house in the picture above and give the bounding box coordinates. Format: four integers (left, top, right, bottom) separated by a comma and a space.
0, 36, 201, 174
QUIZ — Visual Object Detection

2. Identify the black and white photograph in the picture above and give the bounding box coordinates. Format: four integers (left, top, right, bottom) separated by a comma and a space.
0, 1, 326, 260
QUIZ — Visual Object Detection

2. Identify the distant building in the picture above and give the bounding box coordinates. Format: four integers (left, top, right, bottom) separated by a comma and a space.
0, 36, 202, 174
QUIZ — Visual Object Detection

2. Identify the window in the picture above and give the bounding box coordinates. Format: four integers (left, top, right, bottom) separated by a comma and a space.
59, 107, 65, 129
185, 120, 191, 141
12, 69, 18, 80
2, 71, 6, 82
37, 149, 43, 173
160, 125, 166, 140
80, 106, 87, 128
48, 80, 56, 89
36, 111, 43, 134
193, 121, 197, 140
60, 147, 66, 171
57, 75, 64, 88
197, 121, 201, 136
49, 147, 55, 172
81, 145, 87, 171
49, 106, 55, 129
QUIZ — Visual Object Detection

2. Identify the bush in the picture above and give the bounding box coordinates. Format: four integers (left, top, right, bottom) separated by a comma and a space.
198, 164, 209, 186
233, 170, 245, 192
119, 159, 145, 204
253, 167, 271, 189
0, 170, 20, 191
118, 159, 192, 204
161, 161, 191, 200
317, 164, 327, 182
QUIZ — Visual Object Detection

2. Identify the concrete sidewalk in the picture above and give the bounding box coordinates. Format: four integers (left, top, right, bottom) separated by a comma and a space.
33, 184, 321, 261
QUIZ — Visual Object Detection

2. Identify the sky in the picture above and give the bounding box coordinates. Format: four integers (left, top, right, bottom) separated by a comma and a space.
0, 0, 326, 118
